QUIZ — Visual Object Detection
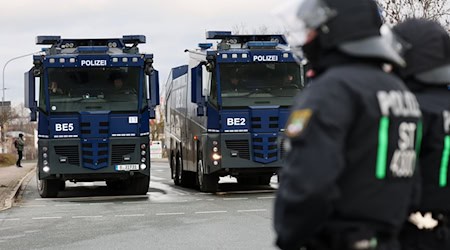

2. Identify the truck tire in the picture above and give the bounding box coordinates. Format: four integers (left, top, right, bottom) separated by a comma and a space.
128, 176, 150, 195
174, 154, 182, 186
197, 159, 218, 193
37, 178, 59, 198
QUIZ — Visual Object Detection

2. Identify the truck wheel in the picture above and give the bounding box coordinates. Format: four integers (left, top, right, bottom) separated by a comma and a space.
128, 176, 150, 195
174, 154, 182, 186
37, 178, 59, 198
197, 159, 218, 193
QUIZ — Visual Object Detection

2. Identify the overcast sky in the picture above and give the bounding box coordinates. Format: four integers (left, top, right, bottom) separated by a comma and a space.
0, 0, 283, 107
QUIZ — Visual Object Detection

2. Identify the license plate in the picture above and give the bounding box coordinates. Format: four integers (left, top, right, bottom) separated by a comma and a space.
115, 164, 139, 171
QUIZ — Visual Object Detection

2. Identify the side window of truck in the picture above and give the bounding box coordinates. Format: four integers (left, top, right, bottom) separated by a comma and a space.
209, 71, 218, 107
39, 77, 46, 112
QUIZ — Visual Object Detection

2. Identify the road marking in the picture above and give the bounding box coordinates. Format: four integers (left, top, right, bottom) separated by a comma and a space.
216, 190, 276, 195
223, 198, 248, 201
195, 210, 227, 214
257, 196, 275, 199
3, 218, 20, 221
20, 205, 46, 208
72, 215, 103, 219
36, 195, 146, 202
0, 234, 26, 240
237, 209, 267, 213
32, 216, 62, 220
156, 212, 185, 216
205, 199, 215, 201
89, 202, 114, 205
55, 204, 82, 207
122, 201, 148, 204
115, 214, 145, 217
24, 230, 40, 234
195, 199, 203, 201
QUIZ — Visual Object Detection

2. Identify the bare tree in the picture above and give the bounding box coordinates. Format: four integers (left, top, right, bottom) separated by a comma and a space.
377, 0, 450, 29
0, 104, 19, 152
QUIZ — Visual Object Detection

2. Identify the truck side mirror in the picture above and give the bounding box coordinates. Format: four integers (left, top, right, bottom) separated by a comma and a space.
191, 64, 205, 116
148, 69, 160, 119
24, 68, 37, 121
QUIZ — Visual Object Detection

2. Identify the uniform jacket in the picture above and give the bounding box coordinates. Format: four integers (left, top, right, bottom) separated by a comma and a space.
274, 55, 422, 249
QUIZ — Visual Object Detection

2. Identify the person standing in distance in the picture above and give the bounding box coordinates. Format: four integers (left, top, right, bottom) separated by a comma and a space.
390, 18, 450, 250
273, 0, 422, 249
15, 133, 25, 168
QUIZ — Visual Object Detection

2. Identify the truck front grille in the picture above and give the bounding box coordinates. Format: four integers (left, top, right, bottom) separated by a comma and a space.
225, 140, 250, 160
111, 144, 136, 164
54, 146, 80, 165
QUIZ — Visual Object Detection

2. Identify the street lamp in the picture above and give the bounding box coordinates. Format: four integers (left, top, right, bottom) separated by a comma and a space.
1, 51, 40, 153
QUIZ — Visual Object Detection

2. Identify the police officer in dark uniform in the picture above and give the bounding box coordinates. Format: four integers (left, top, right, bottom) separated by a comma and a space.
273, 0, 422, 249
391, 18, 450, 250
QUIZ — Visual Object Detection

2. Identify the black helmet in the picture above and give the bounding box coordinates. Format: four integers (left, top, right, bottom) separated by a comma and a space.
19, 133, 23, 137
393, 18, 450, 84
275, 0, 405, 66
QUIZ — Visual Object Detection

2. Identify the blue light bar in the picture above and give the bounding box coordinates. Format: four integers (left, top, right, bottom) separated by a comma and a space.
206, 31, 232, 39
198, 43, 213, 50
36, 36, 61, 45
122, 35, 146, 44
76, 46, 109, 53
247, 41, 279, 48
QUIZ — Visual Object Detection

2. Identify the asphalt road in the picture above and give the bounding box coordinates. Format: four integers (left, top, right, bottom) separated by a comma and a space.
0, 160, 279, 250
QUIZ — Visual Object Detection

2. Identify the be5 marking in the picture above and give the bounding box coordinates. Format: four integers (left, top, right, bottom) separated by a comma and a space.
55, 123, 74, 132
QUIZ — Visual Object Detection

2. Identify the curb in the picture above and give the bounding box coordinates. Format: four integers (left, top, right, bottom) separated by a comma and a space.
0, 167, 35, 212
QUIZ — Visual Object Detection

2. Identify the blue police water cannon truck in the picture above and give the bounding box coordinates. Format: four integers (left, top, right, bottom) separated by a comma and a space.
25, 35, 160, 197
165, 31, 305, 192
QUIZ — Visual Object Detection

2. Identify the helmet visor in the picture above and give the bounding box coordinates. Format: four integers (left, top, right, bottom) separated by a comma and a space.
274, 0, 336, 47
380, 24, 411, 57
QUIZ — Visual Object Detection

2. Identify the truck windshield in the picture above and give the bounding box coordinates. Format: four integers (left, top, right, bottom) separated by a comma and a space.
46, 67, 144, 113
219, 63, 303, 107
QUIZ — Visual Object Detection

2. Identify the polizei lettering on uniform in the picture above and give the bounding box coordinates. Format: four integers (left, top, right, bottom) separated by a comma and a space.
376, 90, 421, 117
376, 90, 421, 178
80, 60, 107, 67
253, 55, 278, 62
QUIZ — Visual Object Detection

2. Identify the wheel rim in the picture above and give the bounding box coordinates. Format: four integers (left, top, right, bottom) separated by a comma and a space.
177, 156, 182, 183
171, 156, 176, 179
197, 160, 204, 188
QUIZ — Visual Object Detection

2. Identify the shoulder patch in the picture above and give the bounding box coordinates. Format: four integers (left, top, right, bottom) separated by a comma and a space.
285, 109, 313, 138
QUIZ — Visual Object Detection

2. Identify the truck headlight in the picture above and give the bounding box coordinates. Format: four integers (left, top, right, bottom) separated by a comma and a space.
212, 153, 221, 160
